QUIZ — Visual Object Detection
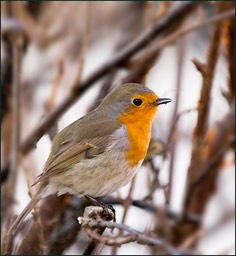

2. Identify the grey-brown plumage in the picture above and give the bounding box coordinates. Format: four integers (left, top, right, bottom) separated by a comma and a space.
8, 83, 171, 235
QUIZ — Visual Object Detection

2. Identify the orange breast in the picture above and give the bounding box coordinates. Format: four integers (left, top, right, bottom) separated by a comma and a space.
118, 104, 158, 167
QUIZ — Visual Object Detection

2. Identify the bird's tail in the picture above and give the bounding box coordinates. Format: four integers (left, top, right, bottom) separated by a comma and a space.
8, 186, 44, 236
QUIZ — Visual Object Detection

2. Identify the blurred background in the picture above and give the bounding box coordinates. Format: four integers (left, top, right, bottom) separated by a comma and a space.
1, 1, 235, 255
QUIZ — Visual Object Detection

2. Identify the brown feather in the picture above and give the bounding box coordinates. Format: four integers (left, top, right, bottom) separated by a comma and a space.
7, 184, 45, 236
33, 121, 121, 186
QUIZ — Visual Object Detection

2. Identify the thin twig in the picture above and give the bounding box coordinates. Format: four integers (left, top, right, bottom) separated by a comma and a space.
101, 196, 201, 224
45, 61, 64, 140
144, 108, 198, 202
9, 35, 22, 198
147, 160, 168, 201
167, 108, 198, 147
127, 9, 234, 70
44, 61, 64, 112
167, 37, 186, 205
111, 177, 137, 254
177, 229, 203, 251
74, 2, 92, 86
224, 12, 235, 102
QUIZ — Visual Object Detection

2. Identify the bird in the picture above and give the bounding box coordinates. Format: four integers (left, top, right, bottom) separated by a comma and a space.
8, 83, 171, 235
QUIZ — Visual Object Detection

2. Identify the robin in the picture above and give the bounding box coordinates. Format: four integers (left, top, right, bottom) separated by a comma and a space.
8, 83, 171, 235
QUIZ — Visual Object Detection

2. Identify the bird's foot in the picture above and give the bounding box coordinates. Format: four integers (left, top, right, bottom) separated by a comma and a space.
84, 194, 116, 222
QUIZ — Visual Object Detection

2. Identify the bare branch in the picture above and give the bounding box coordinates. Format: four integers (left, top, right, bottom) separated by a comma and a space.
2, 34, 23, 255
167, 37, 186, 204
111, 177, 137, 254
80, 206, 115, 255
186, 3, 225, 190
79, 218, 178, 254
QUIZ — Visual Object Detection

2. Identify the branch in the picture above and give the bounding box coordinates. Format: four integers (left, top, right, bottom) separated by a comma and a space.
193, 23, 222, 138
80, 205, 115, 255
167, 37, 186, 204
189, 101, 235, 190
127, 8, 234, 72
12, 195, 69, 255
101, 196, 201, 224
46, 197, 89, 255
9, 35, 22, 193
224, 9, 235, 102
44, 61, 64, 140
177, 101, 235, 246
112, 177, 137, 254
79, 218, 178, 255
186, 4, 225, 187
2, 34, 23, 255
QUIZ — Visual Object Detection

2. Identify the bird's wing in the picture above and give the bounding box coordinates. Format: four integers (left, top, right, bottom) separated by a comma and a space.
33, 120, 122, 185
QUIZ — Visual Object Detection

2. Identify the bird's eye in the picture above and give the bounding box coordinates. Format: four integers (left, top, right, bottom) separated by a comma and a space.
132, 98, 143, 106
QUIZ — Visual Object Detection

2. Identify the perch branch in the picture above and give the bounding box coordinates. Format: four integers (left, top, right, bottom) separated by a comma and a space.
79, 218, 178, 254
80, 206, 115, 255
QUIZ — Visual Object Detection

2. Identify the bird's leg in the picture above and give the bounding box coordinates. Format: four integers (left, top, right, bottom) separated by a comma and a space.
84, 194, 116, 222
84, 194, 101, 206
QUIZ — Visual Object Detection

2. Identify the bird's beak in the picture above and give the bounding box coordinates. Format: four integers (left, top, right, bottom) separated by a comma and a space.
153, 97, 172, 106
